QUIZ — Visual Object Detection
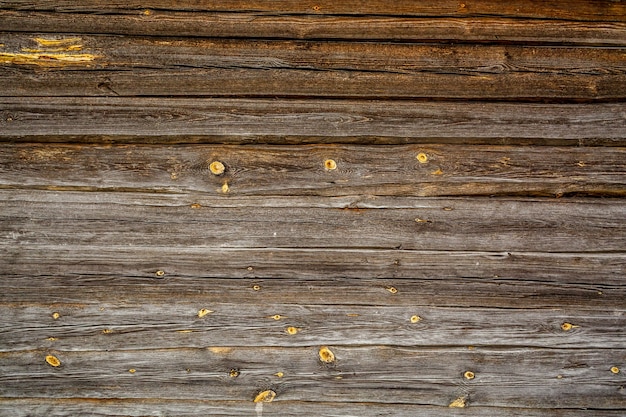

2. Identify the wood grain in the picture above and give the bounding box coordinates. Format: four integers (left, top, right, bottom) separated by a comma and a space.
2, 12, 626, 45
1, 347, 625, 409
2, 98, 625, 146
2, 1, 625, 22
3, 399, 626, 417
1, 191, 625, 252
1, 143, 624, 197
1, 34, 625, 99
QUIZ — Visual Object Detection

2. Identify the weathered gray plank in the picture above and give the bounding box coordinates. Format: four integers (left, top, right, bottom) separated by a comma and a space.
2, 99, 625, 145
2, 250, 624, 307
2, 399, 626, 417
1, 300, 625, 350
2, 1, 625, 22
2, 11, 626, 45
1, 347, 624, 409
1, 34, 624, 99
1, 191, 624, 252
1, 144, 625, 197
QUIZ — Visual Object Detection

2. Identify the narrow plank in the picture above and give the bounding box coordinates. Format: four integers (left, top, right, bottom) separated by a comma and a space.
1, 144, 624, 197
2, 1, 625, 22
1, 191, 625, 252
2, 11, 626, 45
1, 98, 625, 146
1, 299, 625, 350
1, 347, 624, 409
1, 34, 625, 99
2, 399, 626, 417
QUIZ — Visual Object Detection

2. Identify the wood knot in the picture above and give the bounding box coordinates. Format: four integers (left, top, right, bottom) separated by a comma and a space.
286, 326, 299, 335
610, 366, 620, 374
410, 315, 421, 323
209, 161, 225, 175
254, 389, 276, 403
324, 159, 337, 170
416, 153, 428, 163
51, 312, 60, 320
561, 322, 578, 331
449, 395, 468, 408
464, 371, 475, 380
319, 346, 335, 363
197, 308, 213, 318
229, 368, 240, 378
45, 355, 61, 367
155, 270, 165, 277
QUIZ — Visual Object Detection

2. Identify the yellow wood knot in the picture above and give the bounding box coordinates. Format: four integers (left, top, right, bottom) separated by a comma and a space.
254, 389, 276, 403
286, 326, 299, 335
577, 161, 586, 167
190, 203, 202, 209
155, 270, 165, 277
313, 5, 321, 11
610, 366, 620, 374
46, 337, 57, 341
45, 355, 61, 367
387, 286, 398, 294
274, 372, 284, 378
561, 322, 578, 331
410, 315, 421, 323
415, 218, 432, 223
209, 161, 225, 175
143, 9, 152, 15
449, 395, 468, 408
464, 371, 475, 380
319, 346, 335, 363
221, 182, 229, 193
324, 159, 337, 170
443, 206, 454, 211
431, 168, 443, 175
51, 312, 60, 320
229, 369, 240, 378
102, 329, 113, 334
198, 308, 213, 318
271, 315, 283, 320
128, 368, 136, 374
252, 285, 261, 291
247, 266, 253, 271
416, 153, 428, 163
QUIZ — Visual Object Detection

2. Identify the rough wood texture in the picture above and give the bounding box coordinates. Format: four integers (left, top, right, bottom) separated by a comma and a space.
1, 143, 625, 196
1, 1, 625, 416
2, 99, 625, 146
1, 33, 625, 100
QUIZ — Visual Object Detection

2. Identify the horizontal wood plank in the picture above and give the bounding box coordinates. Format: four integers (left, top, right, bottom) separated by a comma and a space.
2, 12, 626, 45
1, 191, 624, 252
1, 347, 624, 409
2, 399, 626, 417
1, 34, 625, 99
1, 143, 624, 197
2, 1, 625, 22
2, 98, 625, 146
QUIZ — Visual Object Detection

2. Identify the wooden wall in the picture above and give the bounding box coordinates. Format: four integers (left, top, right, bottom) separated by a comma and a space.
1, 1, 625, 415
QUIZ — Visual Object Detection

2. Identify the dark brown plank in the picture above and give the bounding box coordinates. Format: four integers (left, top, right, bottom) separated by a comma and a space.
2, 1, 625, 22
2, 11, 626, 45
2, 399, 626, 417
1, 143, 625, 197
1, 347, 624, 409
1, 34, 625, 99
1, 191, 625, 253
2, 98, 625, 146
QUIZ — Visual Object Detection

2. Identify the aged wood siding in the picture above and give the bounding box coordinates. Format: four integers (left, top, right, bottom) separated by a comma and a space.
0, 1, 625, 416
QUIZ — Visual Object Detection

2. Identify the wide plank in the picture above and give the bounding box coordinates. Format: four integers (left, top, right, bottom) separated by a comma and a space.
1, 34, 624, 99
2, 1, 625, 22
2, 12, 625, 45
1, 191, 624, 252
2, 99, 625, 146
1, 347, 624, 409
1, 144, 624, 197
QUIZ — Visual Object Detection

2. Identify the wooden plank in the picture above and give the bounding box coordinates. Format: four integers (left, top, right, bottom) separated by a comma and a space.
1, 34, 625, 99
1, 272, 623, 310
3, 399, 626, 417
1, 98, 625, 146
1, 347, 624, 409
2, 1, 625, 22
1, 191, 624, 253
2, 11, 626, 45
1, 143, 625, 197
